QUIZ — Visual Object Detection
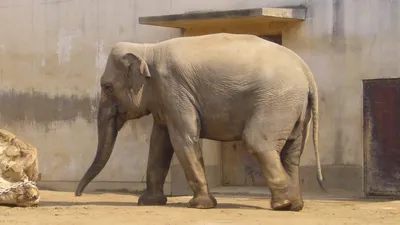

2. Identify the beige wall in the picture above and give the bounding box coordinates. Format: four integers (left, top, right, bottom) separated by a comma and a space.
0, 0, 181, 192
0, 0, 399, 194
286, 0, 399, 167
285, 0, 398, 195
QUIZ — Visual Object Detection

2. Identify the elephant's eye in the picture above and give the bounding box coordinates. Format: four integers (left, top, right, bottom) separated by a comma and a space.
102, 83, 114, 94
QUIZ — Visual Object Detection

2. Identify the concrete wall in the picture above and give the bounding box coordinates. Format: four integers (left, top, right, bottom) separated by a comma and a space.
285, 0, 399, 195
0, 0, 399, 196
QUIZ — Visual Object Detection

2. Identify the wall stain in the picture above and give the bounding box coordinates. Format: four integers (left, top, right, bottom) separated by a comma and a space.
0, 90, 99, 127
333, 129, 343, 164
332, 0, 346, 53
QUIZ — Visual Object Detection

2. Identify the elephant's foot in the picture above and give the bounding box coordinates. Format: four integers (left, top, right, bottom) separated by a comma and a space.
187, 195, 217, 209
289, 198, 304, 211
287, 186, 304, 211
270, 188, 292, 211
138, 193, 167, 206
271, 199, 292, 210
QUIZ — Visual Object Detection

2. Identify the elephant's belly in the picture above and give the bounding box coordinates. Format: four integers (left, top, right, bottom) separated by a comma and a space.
198, 96, 253, 141
199, 118, 245, 141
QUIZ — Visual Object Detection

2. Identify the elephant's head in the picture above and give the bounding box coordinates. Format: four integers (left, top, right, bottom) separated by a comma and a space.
75, 43, 153, 196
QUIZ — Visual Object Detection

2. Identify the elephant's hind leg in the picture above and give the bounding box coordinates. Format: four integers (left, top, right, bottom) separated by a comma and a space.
138, 124, 174, 206
243, 112, 296, 211
280, 102, 312, 211
280, 127, 305, 211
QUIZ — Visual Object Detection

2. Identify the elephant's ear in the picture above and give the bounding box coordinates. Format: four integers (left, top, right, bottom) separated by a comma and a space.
121, 53, 151, 78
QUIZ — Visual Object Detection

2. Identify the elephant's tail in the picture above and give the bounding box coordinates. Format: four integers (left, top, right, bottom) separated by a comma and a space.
308, 73, 325, 191
280, 47, 325, 190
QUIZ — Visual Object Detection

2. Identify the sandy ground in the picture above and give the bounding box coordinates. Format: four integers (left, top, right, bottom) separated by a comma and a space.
0, 190, 399, 225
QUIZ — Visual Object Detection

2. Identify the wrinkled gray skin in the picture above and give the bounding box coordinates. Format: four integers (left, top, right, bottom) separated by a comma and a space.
75, 33, 324, 211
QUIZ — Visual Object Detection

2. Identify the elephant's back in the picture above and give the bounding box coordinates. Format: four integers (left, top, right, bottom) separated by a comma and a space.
161, 33, 308, 85
161, 33, 287, 55
162, 33, 279, 54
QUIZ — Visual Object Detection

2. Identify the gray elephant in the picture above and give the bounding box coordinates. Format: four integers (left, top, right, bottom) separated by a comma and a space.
75, 33, 324, 211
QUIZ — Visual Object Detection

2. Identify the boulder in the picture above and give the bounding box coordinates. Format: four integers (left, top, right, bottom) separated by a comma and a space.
0, 129, 40, 207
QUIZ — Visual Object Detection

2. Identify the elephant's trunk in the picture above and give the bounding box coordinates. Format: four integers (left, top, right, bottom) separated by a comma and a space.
75, 95, 120, 196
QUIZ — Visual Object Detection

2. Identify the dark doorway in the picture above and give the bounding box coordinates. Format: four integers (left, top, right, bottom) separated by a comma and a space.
363, 78, 400, 196
259, 35, 282, 45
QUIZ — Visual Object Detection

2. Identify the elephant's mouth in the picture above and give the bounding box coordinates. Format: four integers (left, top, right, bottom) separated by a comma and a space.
117, 110, 128, 119
121, 109, 147, 120
116, 110, 128, 128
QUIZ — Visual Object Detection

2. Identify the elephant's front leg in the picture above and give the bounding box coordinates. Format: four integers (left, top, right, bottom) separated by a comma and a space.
138, 124, 174, 206
167, 111, 217, 209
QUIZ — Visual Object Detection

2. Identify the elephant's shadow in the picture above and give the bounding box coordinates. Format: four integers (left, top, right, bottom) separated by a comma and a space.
37, 201, 268, 210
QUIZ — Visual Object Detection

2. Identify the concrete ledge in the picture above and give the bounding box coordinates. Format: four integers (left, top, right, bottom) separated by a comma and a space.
36, 165, 362, 199
37, 181, 171, 195
210, 186, 362, 200
171, 165, 364, 198
139, 7, 306, 34
298, 165, 363, 196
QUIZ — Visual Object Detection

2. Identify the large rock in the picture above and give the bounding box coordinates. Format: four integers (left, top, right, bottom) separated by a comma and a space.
0, 129, 40, 207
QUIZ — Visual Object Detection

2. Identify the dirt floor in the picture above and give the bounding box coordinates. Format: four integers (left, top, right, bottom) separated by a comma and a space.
0, 190, 399, 225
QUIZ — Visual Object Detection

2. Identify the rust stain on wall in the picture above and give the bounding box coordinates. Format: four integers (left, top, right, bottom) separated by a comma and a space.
0, 90, 99, 127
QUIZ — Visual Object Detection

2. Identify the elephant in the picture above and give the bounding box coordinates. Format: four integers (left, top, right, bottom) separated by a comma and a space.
75, 32, 324, 211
